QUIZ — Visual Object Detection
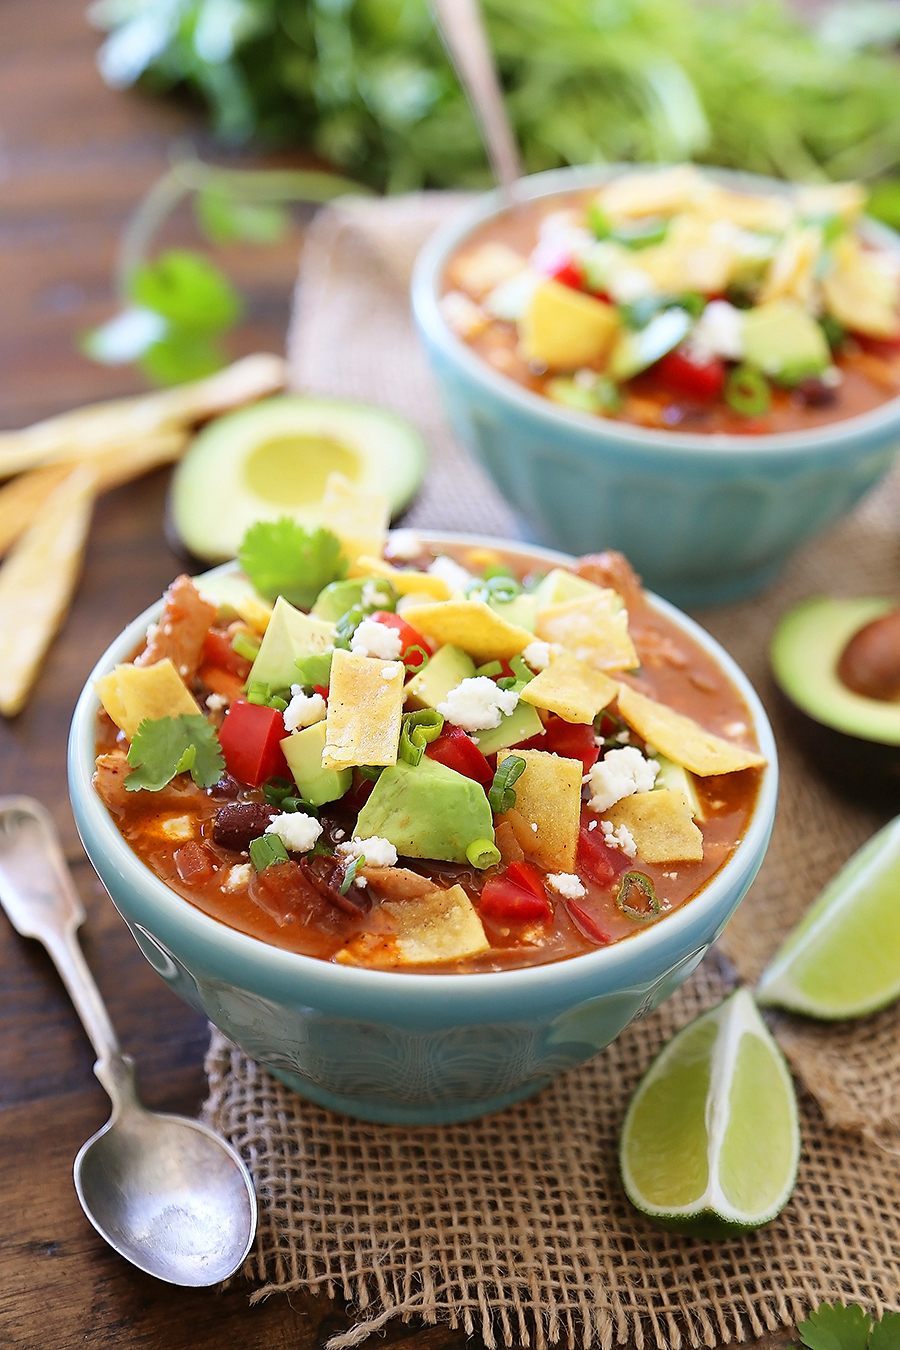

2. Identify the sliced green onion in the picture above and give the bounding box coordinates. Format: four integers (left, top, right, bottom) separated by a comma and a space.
340, 854, 365, 894
488, 754, 526, 814
483, 564, 516, 581
294, 651, 333, 686
357, 765, 384, 781
820, 314, 846, 351
466, 838, 502, 869
231, 630, 261, 661
725, 365, 771, 416
249, 833, 290, 872
776, 359, 827, 389
403, 644, 430, 675
509, 654, 535, 685
613, 218, 668, 250
334, 604, 364, 650
269, 694, 288, 712
246, 680, 271, 705
588, 202, 612, 240
263, 776, 295, 805
616, 872, 661, 922
398, 708, 444, 766
466, 574, 521, 605
496, 676, 517, 691
476, 659, 504, 678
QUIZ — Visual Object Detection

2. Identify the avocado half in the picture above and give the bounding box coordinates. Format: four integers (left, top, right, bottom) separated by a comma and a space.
168, 395, 426, 562
771, 595, 900, 793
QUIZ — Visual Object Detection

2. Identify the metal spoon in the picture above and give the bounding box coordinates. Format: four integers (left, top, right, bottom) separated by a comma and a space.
430, 0, 523, 194
0, 796, 257, 1286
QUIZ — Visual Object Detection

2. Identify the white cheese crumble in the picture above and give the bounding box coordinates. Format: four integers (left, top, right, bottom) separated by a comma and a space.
350, 618, 403, 660
361, 580, 393, 610
688, 299, 745, 362
382, 663, 402, 680
601, 820, 638, 858
282, 686, 327, 733
523, 640, 552, 671
336, 836, 398, 868
586, 746, 658, 813
546, 872, 586, 900
222, 863, 252, 892
265, 812, 323, 853
205, 692, 227, 712
387, 528, 423, 561
427, 554, 473, 593
158, 815, 194, 841
439, 290, 488, 340
437, 676, 519, 732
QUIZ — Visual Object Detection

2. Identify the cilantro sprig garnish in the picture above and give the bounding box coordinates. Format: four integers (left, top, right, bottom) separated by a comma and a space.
239, 518, 346, 609
125, 715, 225, 792
797, 1303, 900, 1350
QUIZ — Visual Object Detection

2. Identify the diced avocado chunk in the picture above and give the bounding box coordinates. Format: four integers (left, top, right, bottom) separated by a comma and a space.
609, 307, 691, 381
473, 700, 544, 756
653, 753, 703, 820
294, 651, 333, 688
248, 595, 335, 693
742, 300, 829, 382
354, 756, 494, 863
405, 644, 475, 710
281, 720, 352, 806
533, 567, 604, 609
311, 575, 394, 622
490, 592, 537, 632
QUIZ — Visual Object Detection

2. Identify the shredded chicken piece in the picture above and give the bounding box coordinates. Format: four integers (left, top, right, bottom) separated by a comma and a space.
135, 574, 216, 682
574, 551, 644, 615
92, 749, 205, 816
358, 866, 438, 900
494, 820, 525, 866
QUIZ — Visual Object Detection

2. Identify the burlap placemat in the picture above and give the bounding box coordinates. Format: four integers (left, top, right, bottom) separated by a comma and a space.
202, 194, 900, 1346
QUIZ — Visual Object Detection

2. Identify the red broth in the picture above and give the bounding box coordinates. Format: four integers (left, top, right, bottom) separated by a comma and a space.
94, 547, 763, 973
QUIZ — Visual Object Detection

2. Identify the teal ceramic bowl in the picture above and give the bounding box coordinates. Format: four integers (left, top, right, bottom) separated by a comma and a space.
68, 535, 777, 1125
412, 165, 900, 608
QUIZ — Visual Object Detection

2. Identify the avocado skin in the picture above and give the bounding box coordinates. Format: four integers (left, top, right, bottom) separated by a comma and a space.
354, 756, 494, 863
771, 594, 900, 802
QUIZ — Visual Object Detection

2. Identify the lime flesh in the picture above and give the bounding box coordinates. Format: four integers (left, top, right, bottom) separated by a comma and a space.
620, 988, 800, 1235
757, 815, 900, 1019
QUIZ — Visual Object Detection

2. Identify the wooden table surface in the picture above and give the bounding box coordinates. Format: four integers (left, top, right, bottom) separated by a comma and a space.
0, 3, 795, 1347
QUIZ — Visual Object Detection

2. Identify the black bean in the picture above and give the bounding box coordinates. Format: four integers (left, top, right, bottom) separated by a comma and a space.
207, 774, 241, 800
212, 802, 277, 851
794, 376, 837, 408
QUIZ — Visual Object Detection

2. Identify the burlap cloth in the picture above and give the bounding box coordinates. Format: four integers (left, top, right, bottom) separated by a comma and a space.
202, 195, 900, 1347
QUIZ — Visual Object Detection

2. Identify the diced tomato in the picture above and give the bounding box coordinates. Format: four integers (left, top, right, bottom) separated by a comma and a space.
218, 700, 289, 788
313, 684, 329, 701
425, 725, 494, 787
511, 730, 548, 752
653, 348, 725, 403
543, 717, 600, 774
369, 611, 429, 667
566, 897, 612, 945
856, 331, 900, 358
479, 874, 552, 924
548, 259, 584, 291
173, 841, 216, 886
503, 860, 546, 900
577, 818, 628, 887
202, 629, 253, 681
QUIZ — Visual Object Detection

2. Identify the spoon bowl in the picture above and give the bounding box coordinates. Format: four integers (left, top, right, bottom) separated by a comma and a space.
0, 796, 257, 1286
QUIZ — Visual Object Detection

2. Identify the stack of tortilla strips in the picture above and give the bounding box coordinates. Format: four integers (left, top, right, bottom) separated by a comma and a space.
0, 353, 286, 718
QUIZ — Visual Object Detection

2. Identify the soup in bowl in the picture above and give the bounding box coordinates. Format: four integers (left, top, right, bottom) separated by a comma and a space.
412, 165, 900, 606
69, 531, 776, 1124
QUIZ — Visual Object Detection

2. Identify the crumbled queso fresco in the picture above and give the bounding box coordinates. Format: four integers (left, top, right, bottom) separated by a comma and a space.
437, 676, 519, 733
350, 617, 403, 661
282, 686, 327, 734
546, 873, 586, 899
601, 820, 638, 858
266, 812, 324, 853
587, 745, 658, 813
427, 554, 473, 592
336, 836, 398, 868
522, 639, 552, 671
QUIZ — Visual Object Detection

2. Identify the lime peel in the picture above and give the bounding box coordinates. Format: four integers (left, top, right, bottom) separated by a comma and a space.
757, 815, 900, 1020
620, 988, 800, 1237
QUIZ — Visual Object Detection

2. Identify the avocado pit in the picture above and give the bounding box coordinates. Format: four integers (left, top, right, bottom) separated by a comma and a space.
836, 607, 900, 701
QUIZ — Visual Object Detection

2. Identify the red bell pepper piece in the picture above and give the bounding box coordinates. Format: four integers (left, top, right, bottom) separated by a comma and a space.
653, 348, 725, 403
425, 725, 494, 787
503, 860, 546, 900
543, 716, 600, 774
201, 629, 252, 681
479, 872, 552, 924
368, 611, 430, 669
577, 818, 628, 887
548, 259, 584, 291
218, 699, 289, 788
566, 897, 612, 945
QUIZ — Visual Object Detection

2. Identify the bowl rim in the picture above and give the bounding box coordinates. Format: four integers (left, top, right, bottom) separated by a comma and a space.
411, 161, 900, 457
68, 531, 778, 1003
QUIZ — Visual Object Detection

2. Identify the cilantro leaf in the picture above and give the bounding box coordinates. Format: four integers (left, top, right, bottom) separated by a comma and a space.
798, 1303, 872, 1350
128, 250, 242, 334
126, 715, 224, 792
239, 518, 347, 609
870, 1313, 900, 1350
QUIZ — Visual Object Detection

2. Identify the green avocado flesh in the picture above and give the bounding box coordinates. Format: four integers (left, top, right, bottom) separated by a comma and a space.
770, 595, 900, 744
169, 395, 426, 562
354, 756, 494, 863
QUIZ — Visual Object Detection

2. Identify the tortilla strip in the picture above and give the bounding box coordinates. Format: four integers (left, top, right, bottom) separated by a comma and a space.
505, 749, 582, 872
604, 788, 704, 863
353, 554, 452, 600
616, 683, 766, 776
0, 353, 286, 477
323, 473, 390, 574
0, 465, 96, 717
520, 649, 618, 724
399, 599, 533, 664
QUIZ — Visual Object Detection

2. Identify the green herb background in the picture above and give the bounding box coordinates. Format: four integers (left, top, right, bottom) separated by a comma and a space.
90, 0, 900, 195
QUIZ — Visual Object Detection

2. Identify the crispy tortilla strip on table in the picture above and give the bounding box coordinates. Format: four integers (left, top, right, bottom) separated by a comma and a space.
0, 353, 286, 477
605, 788, 704, 863
502, 749, 582, 872
400, 599, 533, 664
322, 472, 390, 574
520, 649, 618, 723
353, 554, 452, 600
336, 884, 489, 968
323, 648, 405, 769
535, 591, 638, 672
95, 658, 201, 741
0, 465, 96, 717
616, 683, 766, 775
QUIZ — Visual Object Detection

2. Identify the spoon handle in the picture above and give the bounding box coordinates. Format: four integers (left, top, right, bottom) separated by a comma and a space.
430, 0, 522, 193
0, 796, 134, 1105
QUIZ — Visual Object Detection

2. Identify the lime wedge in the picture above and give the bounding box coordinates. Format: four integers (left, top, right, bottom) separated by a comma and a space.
619, 988, 800, 1237
757, 815, 900, 1020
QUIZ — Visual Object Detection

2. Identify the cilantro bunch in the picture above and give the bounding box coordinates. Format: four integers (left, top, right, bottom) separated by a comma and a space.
238, 518, 347, 609
126, 715, 225, 791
